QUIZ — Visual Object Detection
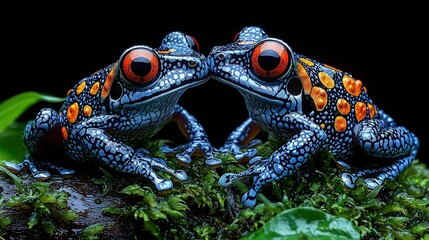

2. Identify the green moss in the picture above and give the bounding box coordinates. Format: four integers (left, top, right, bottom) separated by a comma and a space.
103, 140, 429, 239
0, 166, 79, 235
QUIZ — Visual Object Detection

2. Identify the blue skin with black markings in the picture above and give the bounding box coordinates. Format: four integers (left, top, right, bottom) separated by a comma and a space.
207, 26, 419, 208
4, 31, 221, 192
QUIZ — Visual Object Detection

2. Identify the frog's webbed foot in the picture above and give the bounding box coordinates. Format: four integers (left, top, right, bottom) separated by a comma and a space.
125, 151, 188, 192
4, 160, 76, 181
4, 159, 51, 180
159, 139, 222, 168
219, 139, 262, 163
3, 150, 77, 181
219, 158, 269, 208
40, 162, 76, 178
343, 119, 420, 189
341, 154, 417, 189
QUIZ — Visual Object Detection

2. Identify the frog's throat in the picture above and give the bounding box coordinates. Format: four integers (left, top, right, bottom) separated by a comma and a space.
211, 75, 283, 105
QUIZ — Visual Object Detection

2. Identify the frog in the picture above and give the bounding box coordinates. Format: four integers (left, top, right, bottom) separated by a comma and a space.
4, 31, 222, 192
207, 26, 419, 208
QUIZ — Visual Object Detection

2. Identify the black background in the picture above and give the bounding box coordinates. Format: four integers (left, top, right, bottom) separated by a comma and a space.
2, 3, 428, 163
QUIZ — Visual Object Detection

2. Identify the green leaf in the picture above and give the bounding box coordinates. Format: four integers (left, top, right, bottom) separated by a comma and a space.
240, 207, 360, 240
0, 165, 23, 188
80, 223, 105, 238
61, 210, 79, 222
41, 221, 56, 235
0, 122, 26, 161
120, 184, 152, 197
0, 216, 12, 228
0, 91, 64, 133
39, 193, 58, 204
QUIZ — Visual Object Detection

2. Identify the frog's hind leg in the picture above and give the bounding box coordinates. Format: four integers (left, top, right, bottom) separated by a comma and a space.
342, 119, 419, 189
3, 108, 63, 181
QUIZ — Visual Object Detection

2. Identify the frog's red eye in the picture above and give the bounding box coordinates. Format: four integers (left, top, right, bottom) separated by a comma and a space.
250, 40, 292, 82
119, 47, 160, 85
185, 34, 200, 52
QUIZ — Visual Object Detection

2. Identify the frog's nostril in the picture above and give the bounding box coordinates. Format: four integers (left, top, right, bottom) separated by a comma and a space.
188, 60, 197, 68
217, 53, 225, 60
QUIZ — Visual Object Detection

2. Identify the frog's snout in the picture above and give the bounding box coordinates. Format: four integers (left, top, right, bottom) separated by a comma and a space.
207, 50, 227, 74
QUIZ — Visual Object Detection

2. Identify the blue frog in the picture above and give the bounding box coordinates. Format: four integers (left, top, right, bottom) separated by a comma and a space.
4, 31, 221, 192
207, 26, 419, 208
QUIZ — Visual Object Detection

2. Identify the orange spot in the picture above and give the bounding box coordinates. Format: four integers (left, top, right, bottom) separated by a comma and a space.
67, 89, 72, 96
310, 86, 328, 111
367, 103, 376, 119
102, 62, 118, 100
83, 105, 92, 117
342, 75, 362, 97
76, 81, 86, 95
334, 116, 347, 132
336, 98, 351, 115
296, 62, 312, 94
67, 102, 79, 123
363, 86, 367, 93
61, 126, 68, 140
320, 123, 326, 129
355, 102, 367, 122
299, 57, 314, 66
90, 82, 100, 95
238, 41, 256, 45
318, 72, 335, 89
157, 49, 176, 54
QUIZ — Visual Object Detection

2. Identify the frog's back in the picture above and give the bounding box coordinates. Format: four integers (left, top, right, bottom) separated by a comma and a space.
295, 54, 382, 155
59, 63, 116, 127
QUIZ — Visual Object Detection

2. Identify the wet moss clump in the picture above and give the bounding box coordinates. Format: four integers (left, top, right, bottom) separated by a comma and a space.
102, 140, 429, 239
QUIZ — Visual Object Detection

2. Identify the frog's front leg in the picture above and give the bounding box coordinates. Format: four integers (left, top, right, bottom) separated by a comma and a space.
219, 118, 262, 163
342, 118, 419, 189
219, 113, 327, 208
3, 108, 75, 180
159, 105, 222, 168
75, 115, 187, 192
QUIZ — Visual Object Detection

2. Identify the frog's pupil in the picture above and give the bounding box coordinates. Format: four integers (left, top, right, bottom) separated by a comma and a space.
131, 57, 151, 77
258, 50, 280, 71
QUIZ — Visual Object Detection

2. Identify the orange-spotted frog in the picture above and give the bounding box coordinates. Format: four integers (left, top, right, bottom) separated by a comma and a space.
208, 26, 419, 208
4, 31, 221, 192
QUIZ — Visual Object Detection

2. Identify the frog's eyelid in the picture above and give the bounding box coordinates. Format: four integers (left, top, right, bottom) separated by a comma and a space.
185, 34, 200, 52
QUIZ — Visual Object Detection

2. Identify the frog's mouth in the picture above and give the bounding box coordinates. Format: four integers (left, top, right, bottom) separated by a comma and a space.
121, 76, 210, 108
210, 75, 284, 105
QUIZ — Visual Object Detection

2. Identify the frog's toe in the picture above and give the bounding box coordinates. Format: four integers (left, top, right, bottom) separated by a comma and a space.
241, 190, 257, 208
40, 162, 76, 179
159, 145, 175, 156
172, 169, 188, 181
235, 148, 259, 163
341, 172, 358, 189
205, 157, 222, 168
175, 153, 192, 166
153, 178, 173, 192
364, 177, 384, 189
3, 161, 23, 173
247, 139, 263, 148
248, 156, 264, 165
219, 173, 238, 187
33, 171, 51, 181
59, 169, 76, 178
